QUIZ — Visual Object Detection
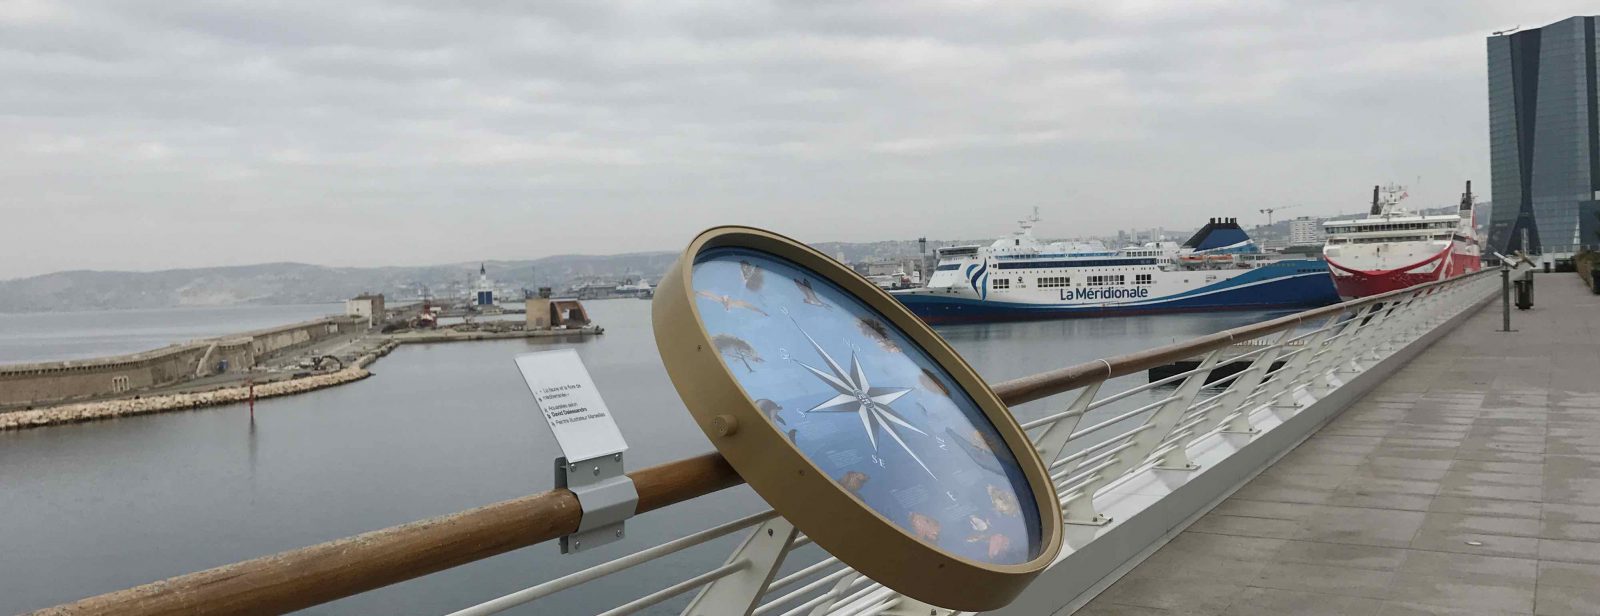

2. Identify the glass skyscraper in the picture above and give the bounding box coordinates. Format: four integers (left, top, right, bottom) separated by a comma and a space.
1486, 16, 1600, 258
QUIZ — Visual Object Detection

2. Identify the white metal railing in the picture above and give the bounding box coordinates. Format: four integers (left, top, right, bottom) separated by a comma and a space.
443, 270, 1498, 616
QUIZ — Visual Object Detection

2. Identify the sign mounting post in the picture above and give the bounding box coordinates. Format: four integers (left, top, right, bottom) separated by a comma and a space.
516, 349, 635, 554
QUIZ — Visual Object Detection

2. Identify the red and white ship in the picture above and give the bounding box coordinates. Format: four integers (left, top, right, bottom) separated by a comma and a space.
1321, 182, 1481, 299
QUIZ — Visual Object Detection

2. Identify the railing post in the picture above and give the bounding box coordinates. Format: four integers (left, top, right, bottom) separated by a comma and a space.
1081, 350, 1216, 473
1202, 330, 1293, 436
1331, 305, 1382, 375
1031, 381, 1099, 467
1143, 351, 1221, 471
1057, 352, 1218, 527
682, 518, 798, 616
1364, 294, 1417, 360
1307, 314, 1366, 396
1260, 320, 1335, 410
1324, 302, 1392, 379
807, 572, 863, 616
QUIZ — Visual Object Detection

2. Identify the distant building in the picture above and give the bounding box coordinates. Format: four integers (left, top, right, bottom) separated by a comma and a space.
856, 259, 916, 276
345, 293, 385, 327
1486, 16, 1600, 258
474, 263, 494, 306
526, 297, 590, 330
1288, 217, 1325, 246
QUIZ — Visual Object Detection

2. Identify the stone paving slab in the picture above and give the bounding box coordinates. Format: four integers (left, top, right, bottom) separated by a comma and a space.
1075, 275, 1600, 616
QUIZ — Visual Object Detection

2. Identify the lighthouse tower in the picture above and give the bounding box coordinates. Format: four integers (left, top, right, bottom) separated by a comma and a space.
474, 263, 495, 306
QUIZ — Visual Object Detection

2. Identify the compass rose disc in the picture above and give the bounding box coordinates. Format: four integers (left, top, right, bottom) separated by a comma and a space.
651, 226, 1063, 611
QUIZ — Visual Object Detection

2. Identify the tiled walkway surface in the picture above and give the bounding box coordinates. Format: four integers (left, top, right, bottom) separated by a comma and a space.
1078, 275, 1600, 616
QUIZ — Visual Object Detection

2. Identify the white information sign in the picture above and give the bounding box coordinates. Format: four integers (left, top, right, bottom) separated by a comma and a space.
515, 349, 628, 463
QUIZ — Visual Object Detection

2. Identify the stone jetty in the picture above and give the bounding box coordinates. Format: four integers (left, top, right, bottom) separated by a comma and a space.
0, 342, 397, 432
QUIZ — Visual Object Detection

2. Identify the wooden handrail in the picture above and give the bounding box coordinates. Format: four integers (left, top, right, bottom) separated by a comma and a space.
33, 454, 742, 616
34, 268, 1495, 615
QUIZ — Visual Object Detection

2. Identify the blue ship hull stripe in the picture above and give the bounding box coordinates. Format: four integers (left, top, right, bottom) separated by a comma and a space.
895, 269, 1340, 323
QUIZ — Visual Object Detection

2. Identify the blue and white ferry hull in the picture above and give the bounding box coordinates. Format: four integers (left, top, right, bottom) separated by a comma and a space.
894, 261, 1339, 324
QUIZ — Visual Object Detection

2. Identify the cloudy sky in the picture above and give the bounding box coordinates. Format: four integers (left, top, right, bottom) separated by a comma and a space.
1, 1, 1592, 279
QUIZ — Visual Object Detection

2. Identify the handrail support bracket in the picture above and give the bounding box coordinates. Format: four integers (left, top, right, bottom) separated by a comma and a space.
555, 453, 638, 554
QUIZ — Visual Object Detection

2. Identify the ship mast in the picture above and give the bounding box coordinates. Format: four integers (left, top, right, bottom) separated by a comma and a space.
1017, 207, 1041, 239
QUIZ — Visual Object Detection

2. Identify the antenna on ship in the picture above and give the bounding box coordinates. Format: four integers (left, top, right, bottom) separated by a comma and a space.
1369, 185, 1381, 216
1017, 206, 1041, 237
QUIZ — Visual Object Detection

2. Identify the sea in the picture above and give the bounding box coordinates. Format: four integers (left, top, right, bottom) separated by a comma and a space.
0, 300, 1296, 614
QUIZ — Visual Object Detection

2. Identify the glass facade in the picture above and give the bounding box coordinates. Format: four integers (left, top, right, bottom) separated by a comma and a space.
1486, 16, 1600, 256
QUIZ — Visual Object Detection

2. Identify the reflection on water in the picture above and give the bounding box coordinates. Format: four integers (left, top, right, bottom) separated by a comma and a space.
0, 299, 1293, 614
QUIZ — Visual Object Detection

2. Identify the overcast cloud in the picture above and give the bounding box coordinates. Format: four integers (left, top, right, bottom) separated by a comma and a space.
1, 1, 1591, 279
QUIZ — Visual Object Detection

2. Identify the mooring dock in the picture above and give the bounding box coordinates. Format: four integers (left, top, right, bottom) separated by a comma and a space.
1083, 275, 1600, 616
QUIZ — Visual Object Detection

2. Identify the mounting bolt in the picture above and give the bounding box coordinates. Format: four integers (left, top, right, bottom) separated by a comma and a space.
616, 529, 623, 537
593, 466, 600, 476
712, 414, 739, 436
573, 540, 581, 549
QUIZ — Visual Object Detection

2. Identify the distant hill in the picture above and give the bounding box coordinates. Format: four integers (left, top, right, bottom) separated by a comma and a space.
0, 252, 678, 313
0, 241, 975, 313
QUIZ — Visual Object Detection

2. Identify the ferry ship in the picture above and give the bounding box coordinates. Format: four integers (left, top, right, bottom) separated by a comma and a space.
1321, 182, 1481, 299
892, 213, 1339, 323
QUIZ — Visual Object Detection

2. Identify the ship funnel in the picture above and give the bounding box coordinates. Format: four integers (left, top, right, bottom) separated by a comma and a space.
1460, 180, 1473, 212
1369, 185, 1381, 215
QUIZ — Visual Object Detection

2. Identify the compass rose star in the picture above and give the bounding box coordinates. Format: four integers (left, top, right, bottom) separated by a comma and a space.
793, 324, 937, 479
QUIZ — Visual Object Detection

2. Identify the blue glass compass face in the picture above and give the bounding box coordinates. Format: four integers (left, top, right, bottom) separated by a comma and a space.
691, 247, 1042, 564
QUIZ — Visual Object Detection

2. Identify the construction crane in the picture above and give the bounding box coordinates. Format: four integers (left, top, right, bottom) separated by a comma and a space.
1259, 205, 1300, 225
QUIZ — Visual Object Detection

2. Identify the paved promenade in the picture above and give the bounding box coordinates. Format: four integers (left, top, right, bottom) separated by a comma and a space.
1080, 274, 1600, 616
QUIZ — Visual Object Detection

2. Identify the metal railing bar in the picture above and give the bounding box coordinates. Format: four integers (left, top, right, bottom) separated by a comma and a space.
773, 574, 872, 616
1076, 345, 1258, 414
1047, 423, 1150, 471
444, 509, 779, 616
754, 567, 855, 616
1182, 399, 1222, 421
1054, 458, 1119, 495
1165, 414, 1210, 443
766, 556, 841, 594
1022, 406, 1090, 431
1069, 395, 1177, 440
1052, 440, 1139, 483
832, 580, 886, 612
839, 598, 897, 616
594, 561, 746, 616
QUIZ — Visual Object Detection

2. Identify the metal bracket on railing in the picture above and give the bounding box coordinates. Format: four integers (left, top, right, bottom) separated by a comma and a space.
681, 517, 797, 616
555, 453, 638, 554
1062, 489, 1111, 526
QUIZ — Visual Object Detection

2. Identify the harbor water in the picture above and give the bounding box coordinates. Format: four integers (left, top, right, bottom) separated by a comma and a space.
0, 299, 1295, 614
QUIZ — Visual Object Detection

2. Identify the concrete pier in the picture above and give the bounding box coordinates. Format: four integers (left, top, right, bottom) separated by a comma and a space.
1079, 275, 1600, 615
0, 316, 365, 409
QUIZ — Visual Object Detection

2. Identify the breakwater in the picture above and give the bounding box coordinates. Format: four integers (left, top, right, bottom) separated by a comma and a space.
385, 325, 604, 344
0, 316, 364, 408
0, 342, 396, 431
